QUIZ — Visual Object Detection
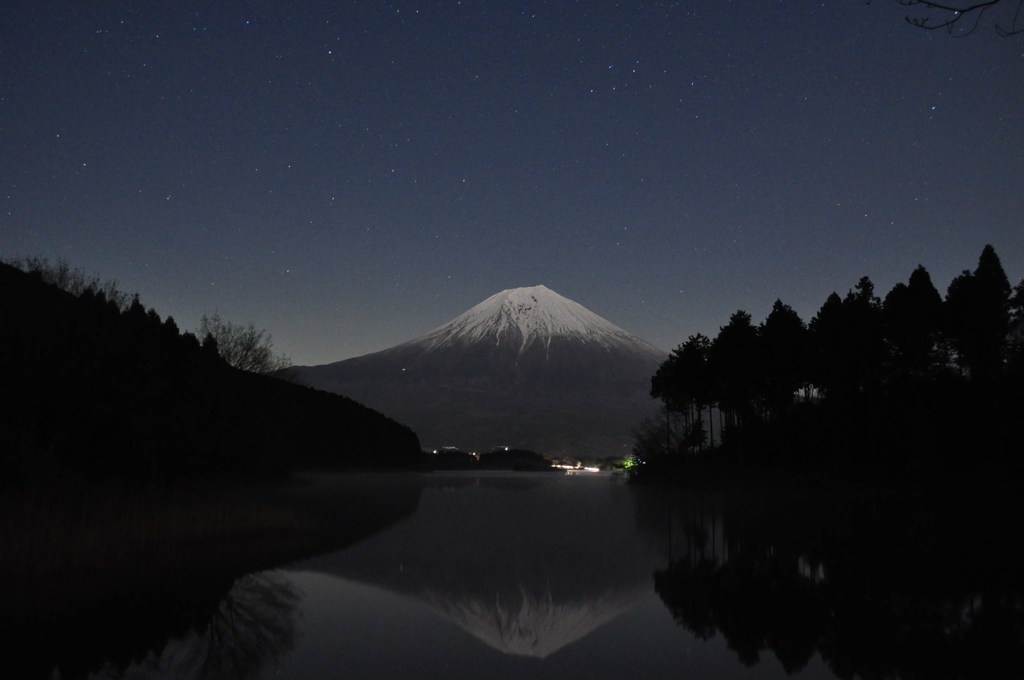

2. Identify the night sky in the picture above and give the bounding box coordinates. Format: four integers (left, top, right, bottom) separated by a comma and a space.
3, 2, 1022, 365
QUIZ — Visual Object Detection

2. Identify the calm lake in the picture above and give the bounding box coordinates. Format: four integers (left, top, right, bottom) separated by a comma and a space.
6, 471, 1022, 679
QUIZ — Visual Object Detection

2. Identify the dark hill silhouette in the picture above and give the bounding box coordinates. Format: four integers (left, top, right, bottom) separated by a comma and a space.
0, 261, 421, 480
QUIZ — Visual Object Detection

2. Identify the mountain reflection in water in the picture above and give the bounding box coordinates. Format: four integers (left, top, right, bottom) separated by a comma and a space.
296, 472, 661, 658
287, 474, 1023, 679
11, 473, 1023, 679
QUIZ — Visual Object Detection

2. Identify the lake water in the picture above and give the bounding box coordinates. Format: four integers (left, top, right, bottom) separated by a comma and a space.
8, 471, 1022, 679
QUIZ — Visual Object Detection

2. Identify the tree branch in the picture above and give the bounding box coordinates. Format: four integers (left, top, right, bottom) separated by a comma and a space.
895, 0, 1024, 35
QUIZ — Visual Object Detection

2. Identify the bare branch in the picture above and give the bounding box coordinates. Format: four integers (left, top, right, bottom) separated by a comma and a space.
198, 312, 292, 375
892, 0, 1024, 35
7, 256, 131, 310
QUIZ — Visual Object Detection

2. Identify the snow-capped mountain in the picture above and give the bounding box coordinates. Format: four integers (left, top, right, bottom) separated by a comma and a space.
413, 285, 659, 355
293, 286, 665, 457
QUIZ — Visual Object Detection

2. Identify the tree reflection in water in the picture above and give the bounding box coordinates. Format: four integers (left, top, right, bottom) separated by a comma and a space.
3, 474, 421, 680
90, 571, 299, 680
646, 491, 1024, 679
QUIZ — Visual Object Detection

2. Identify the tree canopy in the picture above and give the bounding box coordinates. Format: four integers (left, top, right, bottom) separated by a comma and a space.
642, 244, 1023, 484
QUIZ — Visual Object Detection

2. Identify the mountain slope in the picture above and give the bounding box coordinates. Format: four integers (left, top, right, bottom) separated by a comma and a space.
295, 286, 665, 457
0, 261, 421, 479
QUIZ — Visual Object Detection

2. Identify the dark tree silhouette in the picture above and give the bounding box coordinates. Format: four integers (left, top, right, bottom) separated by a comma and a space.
808, 292, 846, 400
639, 244, 1022, 484
944, 244, 1011, 381
651, 333, 713, 451
1011, 278, 1024, 326
9, 256, 131, 310
198, 312, 291, 375
631, 412, 683, 460
758, 300, 809, 418
883, 265, 943, 377
709, 311, 761, 435
883, 0, 1024, 36
1008, 278, 1024, 380
844, 277, 888, 395
808, 281, 887, 402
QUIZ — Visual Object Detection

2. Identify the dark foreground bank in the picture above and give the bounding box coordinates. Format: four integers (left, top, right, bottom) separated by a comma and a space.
0, 261, 422, 480
0, 473, 423, 680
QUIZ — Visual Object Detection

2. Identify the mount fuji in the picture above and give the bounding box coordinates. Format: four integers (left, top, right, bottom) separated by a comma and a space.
293, 286, 666, 457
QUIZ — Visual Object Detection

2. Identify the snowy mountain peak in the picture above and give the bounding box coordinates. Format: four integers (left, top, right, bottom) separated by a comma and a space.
296, 285, 667, 456
409, 285, 662, 356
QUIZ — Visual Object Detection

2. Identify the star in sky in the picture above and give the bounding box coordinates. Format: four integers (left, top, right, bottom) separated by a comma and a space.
0, 2, 1021, 364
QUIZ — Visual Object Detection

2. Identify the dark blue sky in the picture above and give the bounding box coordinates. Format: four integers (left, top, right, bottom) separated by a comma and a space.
3, 1, 1022, 364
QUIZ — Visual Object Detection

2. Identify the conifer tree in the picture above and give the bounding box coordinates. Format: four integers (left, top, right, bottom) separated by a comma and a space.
945, 245, 1011, 381
759, 299, 808, 418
